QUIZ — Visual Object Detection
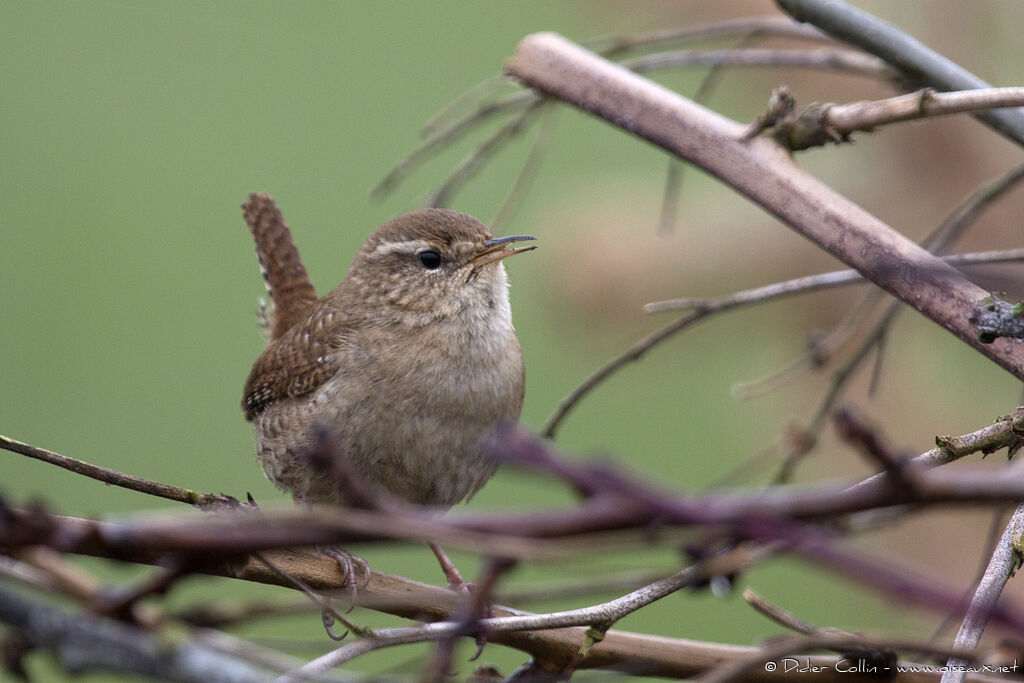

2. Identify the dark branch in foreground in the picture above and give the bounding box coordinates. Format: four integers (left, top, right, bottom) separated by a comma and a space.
0, 586, 273, 683
4, 403, 1023, 678
5, 408, 1024, 640
1, 511, 1006, 683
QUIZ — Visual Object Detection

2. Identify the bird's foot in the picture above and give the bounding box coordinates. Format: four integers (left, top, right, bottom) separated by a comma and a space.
316, 546, 370, 599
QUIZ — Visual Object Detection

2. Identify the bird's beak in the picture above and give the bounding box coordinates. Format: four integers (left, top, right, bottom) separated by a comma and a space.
472, 235, 537, 267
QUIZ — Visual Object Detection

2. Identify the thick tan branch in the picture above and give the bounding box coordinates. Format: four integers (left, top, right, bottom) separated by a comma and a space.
505, 32, 1024, 381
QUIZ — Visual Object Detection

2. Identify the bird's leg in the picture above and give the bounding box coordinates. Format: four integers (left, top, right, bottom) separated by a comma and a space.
430, 542, 473, 593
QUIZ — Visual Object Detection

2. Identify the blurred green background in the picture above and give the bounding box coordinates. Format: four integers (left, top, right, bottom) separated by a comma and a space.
3, 0, 1023, 679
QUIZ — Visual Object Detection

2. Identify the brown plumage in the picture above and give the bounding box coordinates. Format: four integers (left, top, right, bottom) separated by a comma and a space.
241, 195, 534, 507
241, 193, 318, 341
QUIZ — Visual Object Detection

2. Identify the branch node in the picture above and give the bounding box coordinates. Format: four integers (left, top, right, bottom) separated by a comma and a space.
771, 101, 849, 150
968, 293, 1024, 344
742, 86, 795, 141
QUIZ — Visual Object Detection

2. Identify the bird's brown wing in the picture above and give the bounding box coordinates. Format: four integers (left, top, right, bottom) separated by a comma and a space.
241, 302, 348, 420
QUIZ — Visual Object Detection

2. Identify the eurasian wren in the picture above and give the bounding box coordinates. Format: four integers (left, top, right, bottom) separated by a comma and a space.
240, 193, 534, 509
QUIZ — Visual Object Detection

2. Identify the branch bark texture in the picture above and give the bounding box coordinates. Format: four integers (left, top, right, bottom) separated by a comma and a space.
505, 32, 1024, 381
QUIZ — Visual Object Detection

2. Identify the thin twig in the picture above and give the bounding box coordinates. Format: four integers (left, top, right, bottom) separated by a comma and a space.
828, 87, 1024, 136
761, 154, 1024, 394
942, 504, 1024, 683
371, 90, 538, 200
773, 302, 897, 483
489, 101, 557, 234
928, 163, 1024, 253
658, 158, 684, 235
402, 17, 846, 212
743, 588, 819, 635
281, 543, 773, 681
194, 628, 353, 683
833, 407, 913, 481
497, 568, 673, 606
851, 409, 1024, 493
764, 88, 1024, 151
737, 162, 1024, 474
0, 434, 235, 509
421, 73, 513, 137
623, 46, 893, 80
730, 307, 872, 401
773, 160, 1024, 475
657, 30, 757, 235
424, 99, 545, 208
585, 16, 835, 56
929, 509, 1010, 641
541, 307, 706, 439
545, 246, 1024, 440
252, 552, 366, 639
645, 249, 1024, 314
12, 547, 101, 603
174, 598, 316, 629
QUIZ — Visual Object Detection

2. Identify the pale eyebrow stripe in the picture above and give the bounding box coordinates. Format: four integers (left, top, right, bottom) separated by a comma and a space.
370, 240, 431, 258
369, 239, 477, 258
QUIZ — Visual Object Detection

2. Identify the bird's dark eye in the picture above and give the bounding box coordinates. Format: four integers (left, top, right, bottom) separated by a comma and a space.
417, 250, 442, 270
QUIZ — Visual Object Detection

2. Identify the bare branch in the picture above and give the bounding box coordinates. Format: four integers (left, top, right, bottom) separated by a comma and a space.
833, 407, 913, 481
489, 102, 557, 233
0, 585, 274, 682
371, 90, 537, 199
496, 568, 674, 605
424, 99, 546, 208
505, 32, 1024, 383
547, 245, 1024, 440
762, 88, 1024, 150
420, 73, 512, 137
624, 46, 893, 81
829, 87, 1024, 133
645, 249, 1024, 314
775, 0, 1024, 147
586, 16, 835, 56
942, 504, 1024, 683
286, 543, 771, 680
541, 306, 705, 438
743, 588, 820, 635
734, 160, 1024, 409
0, 434, 236, 509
